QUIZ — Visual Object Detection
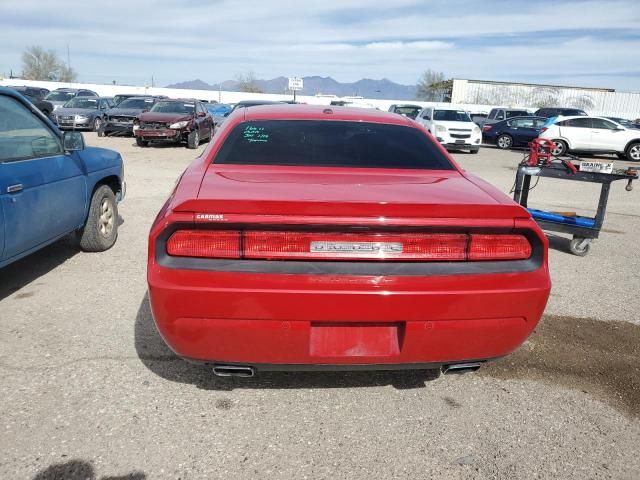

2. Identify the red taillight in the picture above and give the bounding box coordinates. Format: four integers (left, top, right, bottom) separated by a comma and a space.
166, 230, 241, 258
469, 234, 532, 260
482, 125, 492, 131
539, 127, 548, 134
244, 232, 467, 261
165, 230, 532, 262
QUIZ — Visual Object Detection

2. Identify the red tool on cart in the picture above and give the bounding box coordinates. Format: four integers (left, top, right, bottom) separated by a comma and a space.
523, 138, 577, 173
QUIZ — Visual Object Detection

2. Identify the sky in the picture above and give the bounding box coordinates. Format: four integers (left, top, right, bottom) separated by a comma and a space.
1, 0, 639, 91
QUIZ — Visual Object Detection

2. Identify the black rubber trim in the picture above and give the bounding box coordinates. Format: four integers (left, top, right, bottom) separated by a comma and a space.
183, 357, 496, 372
155, 223, 543, 276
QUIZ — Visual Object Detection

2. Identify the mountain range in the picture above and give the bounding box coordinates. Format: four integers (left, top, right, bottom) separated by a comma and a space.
166, 76, 417, 100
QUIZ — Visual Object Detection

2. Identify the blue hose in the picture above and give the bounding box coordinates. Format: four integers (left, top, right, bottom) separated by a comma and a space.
528, 209, 596, 228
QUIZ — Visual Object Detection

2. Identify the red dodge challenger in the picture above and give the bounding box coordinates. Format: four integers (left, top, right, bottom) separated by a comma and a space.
148, 105, 550, 377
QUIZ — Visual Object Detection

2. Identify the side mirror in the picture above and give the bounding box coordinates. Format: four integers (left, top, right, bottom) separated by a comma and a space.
63, 131, 85, 151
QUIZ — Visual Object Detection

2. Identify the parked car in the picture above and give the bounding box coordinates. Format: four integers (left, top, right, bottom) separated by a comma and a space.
205, 103, 233, 126
147, 104, 550, 375
44, 88, 98, 111
134, 99, 214, 149
101, 96, 159, 136
535, 107, 588, 118
52, 97, 114, 131
388, 104, 423, 120
482, 108, 531, 128
606, 117, 640, 129
112, 93, 158, 106
483, 116, 548, 149
7, 86, 54, 117
0, 87, 125, 269
539, 116, 640, 160
470, 113, 488, 127
416, 106, 481, 153
220, 100, 286, 125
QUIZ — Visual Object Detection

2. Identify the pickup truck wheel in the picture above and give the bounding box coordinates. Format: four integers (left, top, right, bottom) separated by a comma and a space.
496, 134, 512, 149
187, 130, 199, 149
626, 142, 640, 162
136, 137, 149, 147
77, 185, 118, 252
93, 117, 103, 132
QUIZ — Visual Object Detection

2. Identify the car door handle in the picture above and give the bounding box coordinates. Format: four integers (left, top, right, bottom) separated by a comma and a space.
7, 183, 23, 193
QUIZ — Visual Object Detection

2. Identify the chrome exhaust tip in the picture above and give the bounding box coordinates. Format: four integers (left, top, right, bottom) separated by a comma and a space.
442, 362, 482, 375
212, 365, 255, 378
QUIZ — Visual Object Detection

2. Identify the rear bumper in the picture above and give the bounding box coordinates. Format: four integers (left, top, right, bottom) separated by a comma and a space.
148, 266, 550, 368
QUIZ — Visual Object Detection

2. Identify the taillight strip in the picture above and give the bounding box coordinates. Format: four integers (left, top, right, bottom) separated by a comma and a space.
166, 230, 532, 262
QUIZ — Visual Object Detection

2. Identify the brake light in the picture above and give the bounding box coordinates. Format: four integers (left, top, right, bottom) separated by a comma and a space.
166, 230, 532, 262
482, 125, 492, 131
166, 230, 240, 258
469, 234, 532, 260
244, 232, 467, 261
539, 127, 548, 134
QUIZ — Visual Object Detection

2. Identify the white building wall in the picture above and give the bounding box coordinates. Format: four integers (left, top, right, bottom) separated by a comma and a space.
451, 79, 640, 118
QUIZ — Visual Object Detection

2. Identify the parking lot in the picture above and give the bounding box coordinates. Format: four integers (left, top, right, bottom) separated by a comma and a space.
1, 135, 639, 479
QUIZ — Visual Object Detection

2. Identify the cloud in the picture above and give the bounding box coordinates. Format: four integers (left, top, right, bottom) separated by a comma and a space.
0, 0, 638, 90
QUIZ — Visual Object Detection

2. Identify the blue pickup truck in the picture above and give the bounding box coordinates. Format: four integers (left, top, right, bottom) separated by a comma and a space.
0, 87, 125, 269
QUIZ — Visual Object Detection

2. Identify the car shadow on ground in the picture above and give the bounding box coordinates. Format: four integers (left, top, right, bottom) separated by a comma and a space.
546, 233, 573, 255
32, 459, 145, 480
0, 238, 78, 301
134, 293, 440, 391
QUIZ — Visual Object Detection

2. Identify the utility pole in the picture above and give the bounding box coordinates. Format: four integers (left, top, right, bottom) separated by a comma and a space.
151, 74, 155, 88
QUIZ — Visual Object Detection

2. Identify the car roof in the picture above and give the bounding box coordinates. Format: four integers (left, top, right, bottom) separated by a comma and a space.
243, 104, 412, 125
393, 104, 422, 108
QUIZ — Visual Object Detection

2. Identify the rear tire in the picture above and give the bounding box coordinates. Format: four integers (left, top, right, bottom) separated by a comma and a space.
187, 130, 199, 149
136, 137, 149, 147
77, 185, 118, 252
496, 134, 513, 150
551, 139, 568, 156
625, 142, 640, 162
470, 148, 479, 154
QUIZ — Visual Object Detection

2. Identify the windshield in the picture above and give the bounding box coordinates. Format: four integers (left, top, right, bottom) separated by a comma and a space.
393, 106, 422, 119
113, 95, 136, 105
208, 104, 232, 114
63, 98, 99, 109
214, 120, 454, 170
45, 91, 75, 102
562, 109, 587, 116
433, 110, 472, 122
506, 110, 529, 118
150, 102, 194, 114
117, 98, 155, 109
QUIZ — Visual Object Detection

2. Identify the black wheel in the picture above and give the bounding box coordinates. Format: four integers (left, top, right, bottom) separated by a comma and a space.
551, 139, 568, 156
136, 137, 149, 147
569, 237, 591, 257
187, 130, 200, 149
625, 142, 640, 162
470, 148, 479, 154
496, 134, 513, 150
77, 185, 118, 252
93, 116, 103, 132
97, 126, 104, 137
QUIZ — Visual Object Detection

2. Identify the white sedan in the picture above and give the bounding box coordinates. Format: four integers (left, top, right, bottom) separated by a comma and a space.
539, 116, 640, 161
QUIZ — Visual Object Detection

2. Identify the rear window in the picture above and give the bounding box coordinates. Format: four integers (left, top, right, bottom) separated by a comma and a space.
213, 120, 454, 170
506, 110, 529, 118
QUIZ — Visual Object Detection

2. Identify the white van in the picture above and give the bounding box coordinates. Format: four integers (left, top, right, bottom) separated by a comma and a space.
416, 107, 482, 154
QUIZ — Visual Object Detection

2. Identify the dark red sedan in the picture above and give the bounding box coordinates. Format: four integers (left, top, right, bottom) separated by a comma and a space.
148, 105, 550, 377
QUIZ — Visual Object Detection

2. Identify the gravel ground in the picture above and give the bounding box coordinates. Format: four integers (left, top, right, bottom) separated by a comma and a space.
1, 134, 639, 479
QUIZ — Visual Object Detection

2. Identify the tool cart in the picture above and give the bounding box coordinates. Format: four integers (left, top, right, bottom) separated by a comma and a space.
512, 139, 638, 256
